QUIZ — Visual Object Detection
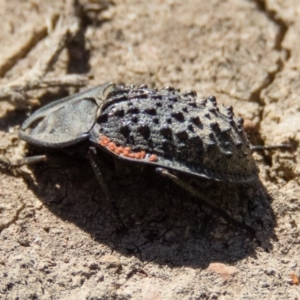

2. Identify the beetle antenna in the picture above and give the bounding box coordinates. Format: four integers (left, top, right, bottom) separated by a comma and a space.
250, 144, 292, 151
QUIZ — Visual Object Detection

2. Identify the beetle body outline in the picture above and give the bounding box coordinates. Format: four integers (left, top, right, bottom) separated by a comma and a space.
19, 82, 259, 184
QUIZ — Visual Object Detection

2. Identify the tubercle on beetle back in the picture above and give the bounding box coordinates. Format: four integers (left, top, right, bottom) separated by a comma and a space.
99, 135, 158, 162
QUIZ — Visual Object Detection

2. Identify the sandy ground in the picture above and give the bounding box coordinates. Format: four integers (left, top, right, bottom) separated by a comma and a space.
0, 0, 300, 299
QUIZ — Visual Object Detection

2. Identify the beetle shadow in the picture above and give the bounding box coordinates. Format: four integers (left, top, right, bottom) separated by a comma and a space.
25, 154, 277, 268
0, 109, 27, 131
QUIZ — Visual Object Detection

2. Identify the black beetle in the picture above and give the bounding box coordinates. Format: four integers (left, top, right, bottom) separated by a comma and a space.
1, 82, 291, 233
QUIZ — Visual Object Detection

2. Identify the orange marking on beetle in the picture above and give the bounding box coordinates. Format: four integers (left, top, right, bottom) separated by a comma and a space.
99, 136, 156, 162
114, 147, 123, 154
123, 150, 130, 157
140, 151, 146, 159
148, 154, 158, 162
102, 136, 110, 141
135, 152, 142, 159
99, 135, 111, 146
108, 142, 116, 151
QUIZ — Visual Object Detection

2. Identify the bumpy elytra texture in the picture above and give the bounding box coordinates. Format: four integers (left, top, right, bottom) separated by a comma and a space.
90, 85, 258, 183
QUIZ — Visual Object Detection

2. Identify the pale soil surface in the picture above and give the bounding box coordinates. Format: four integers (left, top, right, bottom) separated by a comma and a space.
0, 0, 299, 299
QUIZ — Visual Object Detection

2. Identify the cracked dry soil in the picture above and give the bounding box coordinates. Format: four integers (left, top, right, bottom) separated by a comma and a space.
0, 0, 300, 299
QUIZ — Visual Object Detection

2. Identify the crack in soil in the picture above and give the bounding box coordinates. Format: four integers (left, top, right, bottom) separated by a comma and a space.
0, 201, 25, 232
244, 0, 292, 159
249, 0, 290, 105
252, 0, 290, 55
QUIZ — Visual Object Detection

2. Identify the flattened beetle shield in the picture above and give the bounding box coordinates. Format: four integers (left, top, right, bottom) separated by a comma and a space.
20, 83, 114, 148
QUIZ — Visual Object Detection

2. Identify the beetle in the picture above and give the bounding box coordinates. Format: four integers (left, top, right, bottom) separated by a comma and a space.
0, 82, 291, 234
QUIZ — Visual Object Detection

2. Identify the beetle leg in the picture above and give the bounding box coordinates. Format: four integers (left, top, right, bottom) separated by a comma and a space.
0, 155, 47, 173
155, 167, 256, 236
250, 144, 292, 151
87, 147, 127, 228
88, 147, 114, 201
